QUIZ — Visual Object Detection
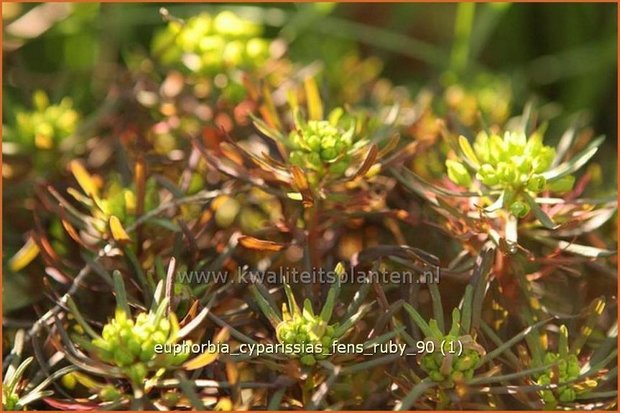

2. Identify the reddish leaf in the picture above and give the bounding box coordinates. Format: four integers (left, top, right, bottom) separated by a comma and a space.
290, 166, 314, 208
239, 236, 285, 252
353, 144, 378, 179
43, 398, 100, 410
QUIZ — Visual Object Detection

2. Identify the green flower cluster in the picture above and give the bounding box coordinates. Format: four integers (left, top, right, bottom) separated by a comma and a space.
91, 308, 190, 385
288, 120, 356, 179
446, 131, 575, 217
253, 266, 348, 367
419, 336, 482, 388
405, 305, 486, 389
276, 303, 338, 366
153, 11, 270, 75
536, 352, 594, 405
11, 90, 79, 151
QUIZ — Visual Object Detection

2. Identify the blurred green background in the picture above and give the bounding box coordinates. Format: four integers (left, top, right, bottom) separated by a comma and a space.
3, 3, 617, 132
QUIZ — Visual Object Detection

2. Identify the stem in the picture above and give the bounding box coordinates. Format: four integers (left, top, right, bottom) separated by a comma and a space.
302, 374, 315, 407
505, 213, 519, 246
307, 198, 322, 299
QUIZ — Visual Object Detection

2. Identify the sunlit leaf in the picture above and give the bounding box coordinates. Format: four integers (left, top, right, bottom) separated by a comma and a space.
290, 165, 314, 207
528, 234, 615, 258
523, 192, 557, 229
239, 236, 285, 252
353, 144, 378, 179
8, 236, 40, 272
109, 216, 131, 244
304, 76, 323, 121
69, 160, 99, 198
542, 136, 604, 180
251, 114, 284, 141
183, 350, 219, 370
458, 135, 480, 167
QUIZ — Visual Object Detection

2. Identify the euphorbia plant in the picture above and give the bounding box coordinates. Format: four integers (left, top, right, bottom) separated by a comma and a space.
4, 90, 79, 153
394, 107, 613, 257
250, 263, 368, 367
524, 297, 615, 410
405, 304, 486, 388
446, 128, 580, 220
64, 273, 191, 395
195, 77, 400, 268
152, 11, 271, 102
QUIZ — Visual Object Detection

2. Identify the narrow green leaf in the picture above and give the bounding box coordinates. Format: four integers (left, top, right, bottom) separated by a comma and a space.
16, 390, 54, 409
458, 135, 480, 167
428, 283, 444, 333
112, 270, 131, 315
396, 378, 435, 410
523, 192, 556, 229
250, 114, 285, 141
320, 282, 339, 323
6, 357, 33, 395
250, 285, 281, 328
460, 285, 474, 334
403, 303, 434, 338
477, 317, 550, 367
283, 282, 300, 316
67, 297, 101, 339
528, 234, 615, 258
559, 325, 569, 358
123, 247, 151, 304
542, 136, 604, 180
175, 372, 206, 410
572, 297, 606, 355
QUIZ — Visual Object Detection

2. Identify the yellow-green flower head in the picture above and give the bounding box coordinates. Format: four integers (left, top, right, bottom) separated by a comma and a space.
288, 119, 357, 179
406, 307, 485, 389
91, 308, 190, 384
276, 301, 338, 366
418, 333, 484, 389
446, 131, 576, 218
12, 90, 79, 150
535, 352, 596, 405
153, 11, 270, 75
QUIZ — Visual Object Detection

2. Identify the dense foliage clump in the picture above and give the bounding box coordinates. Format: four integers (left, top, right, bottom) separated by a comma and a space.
2, 4, 617, 412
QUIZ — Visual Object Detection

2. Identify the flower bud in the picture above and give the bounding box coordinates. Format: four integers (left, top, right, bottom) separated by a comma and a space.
509, 201, 530, 218
113, 348, 134, 367
446, 160, 472, 187
533, 146, 555, 172
559, 388, 576, 403
300, 354, 316, 366
526, 175, 547, 192
429, 371, 444, 382
455, 354, 476, 371
451, 370, 464, 382
61, 372, 77, 390
99, 385, 122, 402
329, 161, 348, 176
477, 164, 499, 186
127, 362, 147, 384
321, 147, 339, 161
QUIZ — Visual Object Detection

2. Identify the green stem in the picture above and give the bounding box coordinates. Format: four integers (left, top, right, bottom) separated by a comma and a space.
451, 3, 476, 76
